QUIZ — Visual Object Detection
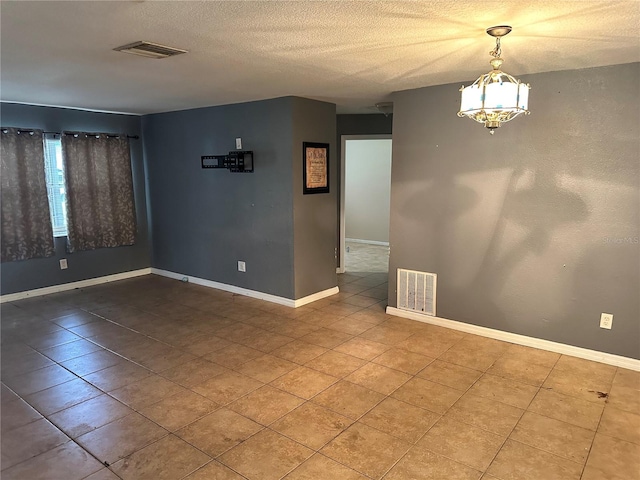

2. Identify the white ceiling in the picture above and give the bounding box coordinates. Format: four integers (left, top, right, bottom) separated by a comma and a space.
1, 1, 639, 115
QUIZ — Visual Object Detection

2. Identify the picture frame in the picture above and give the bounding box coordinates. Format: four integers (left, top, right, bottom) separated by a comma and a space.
303, 142, 330, 194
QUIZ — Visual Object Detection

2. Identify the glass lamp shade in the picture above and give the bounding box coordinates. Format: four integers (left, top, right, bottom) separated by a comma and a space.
458, 65, 530, 133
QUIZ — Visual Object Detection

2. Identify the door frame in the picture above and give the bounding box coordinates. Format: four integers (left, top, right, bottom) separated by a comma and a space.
338, 134, 393, 274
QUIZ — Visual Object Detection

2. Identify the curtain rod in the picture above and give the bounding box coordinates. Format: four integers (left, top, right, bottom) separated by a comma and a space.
1, 127, 139, 139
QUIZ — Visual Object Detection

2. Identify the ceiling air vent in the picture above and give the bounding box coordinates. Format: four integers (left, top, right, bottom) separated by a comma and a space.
113, 41, 188, 59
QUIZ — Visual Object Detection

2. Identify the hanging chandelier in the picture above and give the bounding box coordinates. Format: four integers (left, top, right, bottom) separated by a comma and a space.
458, 26, 530, 134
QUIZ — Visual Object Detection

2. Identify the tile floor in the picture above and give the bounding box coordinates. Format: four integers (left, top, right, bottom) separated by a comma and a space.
344, 241, 389, 274
1, 273, 639, 480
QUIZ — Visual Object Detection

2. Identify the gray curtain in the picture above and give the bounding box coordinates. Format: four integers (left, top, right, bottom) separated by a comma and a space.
1, 128, 55, 262
62, 133, 136, 252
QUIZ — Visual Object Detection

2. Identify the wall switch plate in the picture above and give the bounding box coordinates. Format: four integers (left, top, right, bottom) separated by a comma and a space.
235, 137, 242, 149
600, 313, 613, 329
238, 260, 246, 272
59, 259, 68, 270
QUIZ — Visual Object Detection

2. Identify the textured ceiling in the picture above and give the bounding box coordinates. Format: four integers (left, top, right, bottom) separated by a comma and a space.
1, 1, 639, 114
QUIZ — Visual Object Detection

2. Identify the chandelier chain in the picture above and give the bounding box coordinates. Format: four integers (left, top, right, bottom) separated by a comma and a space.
489, 37, 502, 58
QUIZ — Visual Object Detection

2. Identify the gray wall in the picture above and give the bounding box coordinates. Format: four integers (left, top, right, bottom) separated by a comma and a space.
389, 63, 639, 359
144, 96, 337, 300
345, 139, 392, 243
0, 103, 150, 295
292, 98, 337, 299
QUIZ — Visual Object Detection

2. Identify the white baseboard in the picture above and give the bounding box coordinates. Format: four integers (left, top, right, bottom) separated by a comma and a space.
345, 238, 390, 246
0, 268, 152, 304
386, 306, 640, 372
151, 268, 338, 308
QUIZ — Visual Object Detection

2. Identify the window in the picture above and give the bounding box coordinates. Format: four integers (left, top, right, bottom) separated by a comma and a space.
43, 137, 68, 237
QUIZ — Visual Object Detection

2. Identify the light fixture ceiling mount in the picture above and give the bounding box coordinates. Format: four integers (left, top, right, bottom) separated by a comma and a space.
458, 25, 530, 134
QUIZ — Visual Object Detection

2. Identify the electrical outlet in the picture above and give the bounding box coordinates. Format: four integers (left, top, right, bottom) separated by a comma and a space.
59, 259, 68, 270
600, 313, 613, 330
238, 261, 246, 272
235, 137, 242, 149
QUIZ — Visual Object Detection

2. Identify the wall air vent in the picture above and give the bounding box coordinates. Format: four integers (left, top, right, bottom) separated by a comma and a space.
397, 268, 437, 316
113, 41, 188, 59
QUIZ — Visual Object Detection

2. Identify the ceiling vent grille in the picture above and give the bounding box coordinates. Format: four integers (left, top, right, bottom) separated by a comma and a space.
397, 268, 437, 316
113, 41, 188, 59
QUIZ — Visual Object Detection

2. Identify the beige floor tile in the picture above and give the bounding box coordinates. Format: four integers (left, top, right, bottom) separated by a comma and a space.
239, 331, 295, 353
312, 380, 385, 419
138, 390, 218, 431
528, 389, 604, 431
75, 412, 167, 465
284, 454, 368, 479
305, 350, 367, 377
1, 418, 70, 470
582, 433, 640, 480
59, 349, 126, 377
358, 324, 414, 346
468, 373, 539, 409
206, 343, 273, 369
270, 366, 338, 399
510, 411, 595, 464
345, 362, 411, 395
229, 385, 303, 425
160, 358, 229, 388
4, 364, 77, 396
438, 336, 509, 372
334, 337, 391, 361
606, 383, 640, 415
192, 370, 263, 404
360, 397, 440, 443
111, 434, 211, 480
220, 429, 313, 480
396, 332, 460, 358
271, 402, 352, 450
1, 349, 55, 377
270, 340, 328, 365
543, 368, 612, 404
326, 316, 376, 335
417, 416, 504, 470
39, 339, 103, 363
553, 355, 616, 382
1, 397, 43, 433
236, 354, 298, 383
502, 344, 560, 368
487, 357, 553, 387
184, 335, 232, 357
27, 330, 81, 351
372, 347, 433, 374
384, 448, 482, 480
598, 406, 640, 444
48, 394, 132, 438
184, 460, 246, 479
299, 328, 354, 349
447, 392, 523, 437
84, 361, 152, 392
82, 467, 122, 480
418, 360, 483, 391
321, 422, 410, 479
176, 408, 263, 457
487, 439, 583, 480
613, 367, 640, 389
136, 348, 197, 373
392, 377, 462, 414
0, 441, 103, 480
24, 378, 102, 415
108, 374, 186, 410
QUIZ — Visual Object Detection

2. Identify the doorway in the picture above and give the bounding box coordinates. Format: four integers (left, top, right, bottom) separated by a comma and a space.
339, 135, 392, 274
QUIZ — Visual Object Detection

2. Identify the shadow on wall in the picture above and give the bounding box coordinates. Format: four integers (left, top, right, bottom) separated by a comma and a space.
401, 164, 589, 330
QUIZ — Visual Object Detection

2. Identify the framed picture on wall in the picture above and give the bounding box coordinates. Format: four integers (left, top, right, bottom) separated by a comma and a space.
303, 142, 329, 194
